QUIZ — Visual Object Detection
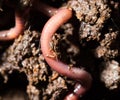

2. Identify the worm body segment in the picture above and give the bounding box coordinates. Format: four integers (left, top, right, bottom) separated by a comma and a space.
40, 8, 92, 100
0, 12, 24, 40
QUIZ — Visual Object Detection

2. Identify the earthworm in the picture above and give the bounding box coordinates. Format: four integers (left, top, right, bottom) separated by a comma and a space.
0, 12, 24, 40
40, 8, 92, 100
32, 0, 57, 17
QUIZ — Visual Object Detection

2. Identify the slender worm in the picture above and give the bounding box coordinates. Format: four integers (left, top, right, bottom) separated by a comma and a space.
0, 12, 24, 40
40, 8, 92, 100
0, 0, 58, 41
1, 1, 92, 99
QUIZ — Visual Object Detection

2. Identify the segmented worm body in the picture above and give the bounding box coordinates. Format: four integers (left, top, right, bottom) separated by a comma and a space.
40, 8, 92, 100
0, 1, 92, 99
0, 12, 24, 40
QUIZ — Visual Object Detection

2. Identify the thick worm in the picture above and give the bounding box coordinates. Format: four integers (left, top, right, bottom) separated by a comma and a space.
0, 12, 24, 40
40, 8, 92, 100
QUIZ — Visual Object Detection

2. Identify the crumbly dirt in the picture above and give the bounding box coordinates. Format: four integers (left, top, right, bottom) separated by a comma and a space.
0, 0, 120, 100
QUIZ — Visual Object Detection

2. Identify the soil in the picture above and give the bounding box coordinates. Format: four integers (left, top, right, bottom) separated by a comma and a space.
0, 0, 120, 100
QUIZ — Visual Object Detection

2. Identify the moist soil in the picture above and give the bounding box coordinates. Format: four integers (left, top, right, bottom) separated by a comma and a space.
0, 0, 120, 100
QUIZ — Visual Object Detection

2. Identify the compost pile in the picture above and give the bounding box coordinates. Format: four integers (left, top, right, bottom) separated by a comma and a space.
0, 0, 120, 100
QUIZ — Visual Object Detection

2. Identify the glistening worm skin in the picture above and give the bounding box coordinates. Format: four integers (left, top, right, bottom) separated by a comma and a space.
0, 12, 24, 40
40, 8, 92, 100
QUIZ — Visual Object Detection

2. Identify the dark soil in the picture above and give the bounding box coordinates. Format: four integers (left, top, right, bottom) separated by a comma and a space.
0, 0, 120, 100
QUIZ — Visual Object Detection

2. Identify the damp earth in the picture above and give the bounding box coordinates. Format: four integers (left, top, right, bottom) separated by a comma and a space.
0, 0, 120, 100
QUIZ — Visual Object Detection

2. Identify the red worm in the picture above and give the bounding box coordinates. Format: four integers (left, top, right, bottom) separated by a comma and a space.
0, 12, 24, 40
40, 8, 92, 100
